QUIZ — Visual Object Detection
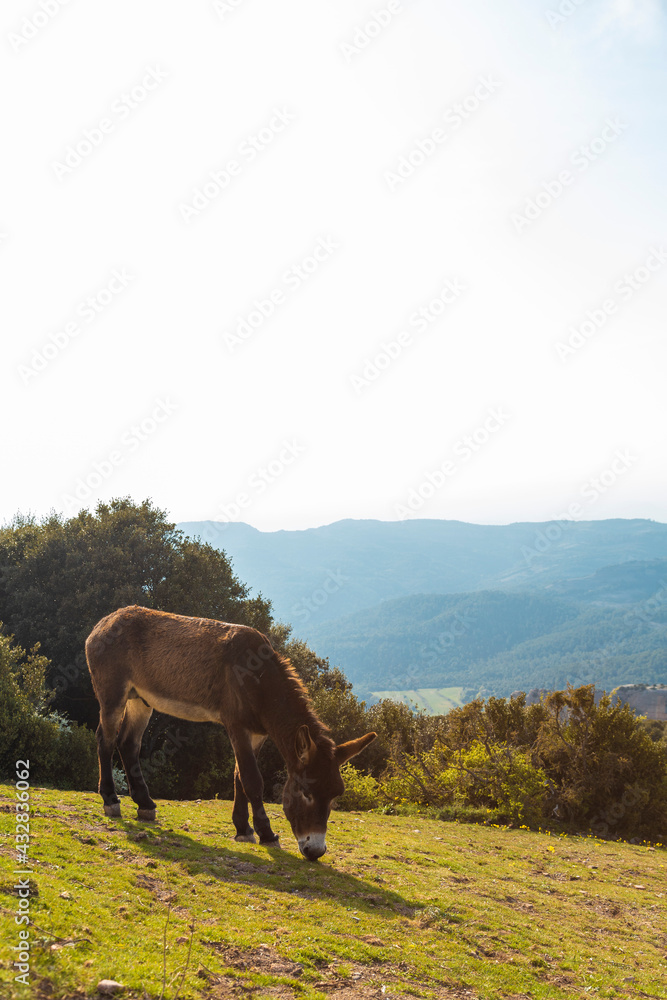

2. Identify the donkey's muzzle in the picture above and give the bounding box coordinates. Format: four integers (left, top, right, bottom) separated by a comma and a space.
298, 833, 326, 861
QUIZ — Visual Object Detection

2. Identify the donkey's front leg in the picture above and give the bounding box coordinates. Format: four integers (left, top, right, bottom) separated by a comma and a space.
232, 764, 256, 843
230, 731, 279, 845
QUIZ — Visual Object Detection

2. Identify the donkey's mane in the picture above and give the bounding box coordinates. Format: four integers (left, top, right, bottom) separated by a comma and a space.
272, 651, 336, 753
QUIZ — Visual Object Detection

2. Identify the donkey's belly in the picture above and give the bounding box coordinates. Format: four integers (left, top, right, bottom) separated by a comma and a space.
132, 686, 220, 723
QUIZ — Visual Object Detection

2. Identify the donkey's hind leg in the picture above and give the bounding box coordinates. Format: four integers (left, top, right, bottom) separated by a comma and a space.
96, 698, 127, 818
117, 697, 156, 821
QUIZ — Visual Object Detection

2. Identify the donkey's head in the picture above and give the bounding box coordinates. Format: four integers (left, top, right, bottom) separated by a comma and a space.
282, 725, 377, 860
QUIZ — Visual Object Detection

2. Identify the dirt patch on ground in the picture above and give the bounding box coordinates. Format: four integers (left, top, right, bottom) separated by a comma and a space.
198, 950, 299, 998
133, 873, 178, 903
28, 977, 88, 1000
204, 941, 304, 978
308, 963, 467, 998
198, 946, 470, 999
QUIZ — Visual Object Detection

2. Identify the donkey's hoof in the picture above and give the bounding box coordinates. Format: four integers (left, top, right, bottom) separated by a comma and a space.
260, 835, 281, 847
104, 803, 121, 818
234, 833, 257, 844
136, 808, 157, 822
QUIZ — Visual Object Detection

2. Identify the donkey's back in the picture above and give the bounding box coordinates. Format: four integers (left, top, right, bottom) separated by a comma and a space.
86, 604, 270, 725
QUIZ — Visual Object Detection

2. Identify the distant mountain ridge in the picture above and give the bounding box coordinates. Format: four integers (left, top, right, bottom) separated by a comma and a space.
177, 518, 667, 627
177, 518, 667, 698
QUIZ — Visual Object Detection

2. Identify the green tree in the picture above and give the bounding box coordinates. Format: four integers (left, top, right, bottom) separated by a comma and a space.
0, 499, 273, 728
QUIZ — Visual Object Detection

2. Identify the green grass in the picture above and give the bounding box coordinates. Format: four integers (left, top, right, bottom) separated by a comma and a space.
371, 688, 466, 714
1, 783, 666, 999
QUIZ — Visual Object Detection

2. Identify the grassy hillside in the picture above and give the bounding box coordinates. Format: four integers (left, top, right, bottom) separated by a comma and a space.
1, 784, 665, 999
369, 688, 466, 714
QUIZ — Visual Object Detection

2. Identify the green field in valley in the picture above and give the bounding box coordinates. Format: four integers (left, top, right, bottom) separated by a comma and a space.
1, 783, 666, 999
370, 689, 467, 715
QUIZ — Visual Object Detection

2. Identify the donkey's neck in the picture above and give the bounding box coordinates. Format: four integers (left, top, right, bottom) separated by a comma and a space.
257, 655, 334, 768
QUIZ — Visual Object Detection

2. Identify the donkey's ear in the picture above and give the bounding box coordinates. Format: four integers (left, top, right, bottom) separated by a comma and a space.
295, 724, 316, 766
335, 732, 377, 765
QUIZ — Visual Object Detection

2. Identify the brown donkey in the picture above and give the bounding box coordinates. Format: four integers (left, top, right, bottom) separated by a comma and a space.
86, 606, 376, 860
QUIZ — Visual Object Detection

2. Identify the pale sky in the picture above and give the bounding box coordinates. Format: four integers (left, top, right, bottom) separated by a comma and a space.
2, 0, 666, 530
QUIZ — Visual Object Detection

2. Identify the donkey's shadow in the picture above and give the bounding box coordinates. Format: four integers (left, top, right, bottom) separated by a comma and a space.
119, 819, 417, 918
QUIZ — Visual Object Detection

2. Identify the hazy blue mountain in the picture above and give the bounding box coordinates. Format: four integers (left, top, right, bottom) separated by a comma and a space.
304, 590, 577, 689
177, 518, 667, 627
304, 589, 667, 697
176, 518, 667, 698
537, 559, 667, 605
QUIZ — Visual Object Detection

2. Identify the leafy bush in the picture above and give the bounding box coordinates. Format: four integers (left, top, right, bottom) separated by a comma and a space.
382, 738, 549, 825
0, 630, 97, 790
382, 686, 667, 840
535, 687, 667, 838
335, 763, 382, 811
